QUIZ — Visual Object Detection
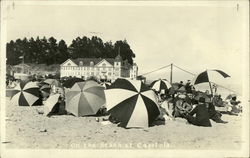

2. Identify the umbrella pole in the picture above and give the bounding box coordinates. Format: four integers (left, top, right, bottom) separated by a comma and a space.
170, 63, 173, 84
206, 69, 213, 97
208, 81, 213, 96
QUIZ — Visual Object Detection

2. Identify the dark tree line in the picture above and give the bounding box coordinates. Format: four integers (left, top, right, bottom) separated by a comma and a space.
6, 36, 136, 66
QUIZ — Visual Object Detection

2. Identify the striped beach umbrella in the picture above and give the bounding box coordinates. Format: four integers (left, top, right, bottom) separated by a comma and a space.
105, 78, 160, 128
65, 80, 106, 117
150, 79, 171, 92
40, 84, 51, 98
193, 69, 230, 85
10, 81, 40, 106
44, 94, 60, 116
225, 93, 237, 100
63, 78, 84, 88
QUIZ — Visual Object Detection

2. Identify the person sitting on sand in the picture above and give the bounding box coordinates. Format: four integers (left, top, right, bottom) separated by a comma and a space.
173, 99, 193, 118
179, 81, 184, 88
157, 97, 174, 121
184, 97, 212, 127
172, 93, 193, 118
212, 95, 225, 107
228, 96, 242, 115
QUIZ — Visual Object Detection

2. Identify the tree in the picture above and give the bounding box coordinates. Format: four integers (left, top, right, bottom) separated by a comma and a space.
6, 36, 136, 65
58, 40, 69, 64
6, 40, 18, 65
114, 40, 135, 65
47, 37, 58, 65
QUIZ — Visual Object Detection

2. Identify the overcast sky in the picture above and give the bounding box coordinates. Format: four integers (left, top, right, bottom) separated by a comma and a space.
3, 1, 248, 87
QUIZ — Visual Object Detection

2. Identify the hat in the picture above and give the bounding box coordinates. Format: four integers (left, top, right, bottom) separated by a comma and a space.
198, 97, 206, 103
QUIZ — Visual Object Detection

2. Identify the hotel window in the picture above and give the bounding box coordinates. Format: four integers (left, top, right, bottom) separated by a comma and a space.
90, 61, 94, 66
102, 63, 106, 71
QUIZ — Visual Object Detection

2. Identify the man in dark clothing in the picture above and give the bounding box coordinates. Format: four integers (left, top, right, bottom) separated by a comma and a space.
184, 97, 212, 127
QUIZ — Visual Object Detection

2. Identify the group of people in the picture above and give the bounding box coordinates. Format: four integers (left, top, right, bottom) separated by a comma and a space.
155, 81, 242, 127
7, 75, 242, 127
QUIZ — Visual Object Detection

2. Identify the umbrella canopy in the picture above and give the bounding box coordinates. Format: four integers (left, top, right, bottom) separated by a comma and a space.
62, 78, 84, 88
43, 79, 60, 87
101, 82, 111, 89
40, 84, 51, 95
65, 80, 105, 117
225, 94, 237, 100
194, 70, 230, 85
150, 79, 171, 92
105, 78, 160, 128
10, 81, 40, 106
44, 94, 61, 116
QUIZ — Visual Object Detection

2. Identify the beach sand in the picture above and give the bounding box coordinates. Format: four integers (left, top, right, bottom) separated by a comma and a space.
3, 97, 242, 150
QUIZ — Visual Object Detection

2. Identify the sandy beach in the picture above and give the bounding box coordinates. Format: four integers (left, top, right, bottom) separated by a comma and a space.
3, 97, 242, 150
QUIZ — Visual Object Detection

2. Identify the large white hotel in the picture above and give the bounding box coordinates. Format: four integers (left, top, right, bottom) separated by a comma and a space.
60, 54, 138, 82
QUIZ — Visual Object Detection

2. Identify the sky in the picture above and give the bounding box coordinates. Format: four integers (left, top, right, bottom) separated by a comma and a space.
3, 1, 249, 91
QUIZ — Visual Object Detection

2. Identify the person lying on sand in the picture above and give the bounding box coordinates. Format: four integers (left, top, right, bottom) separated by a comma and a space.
183, 97, 212, 127
207, 102, 228, 124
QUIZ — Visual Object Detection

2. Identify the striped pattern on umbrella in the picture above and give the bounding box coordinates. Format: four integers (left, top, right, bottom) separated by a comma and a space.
40, 84, 51, 100
10, 81, 40, 106
44, 94, 60, 116
194, 70, 230, 85
150, 79, 171, 92
105, 78, 160, 128
63, 78, 84, 88
225, 94, 237, 100
65, 81, 106, 117
40, 84, 51, 94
